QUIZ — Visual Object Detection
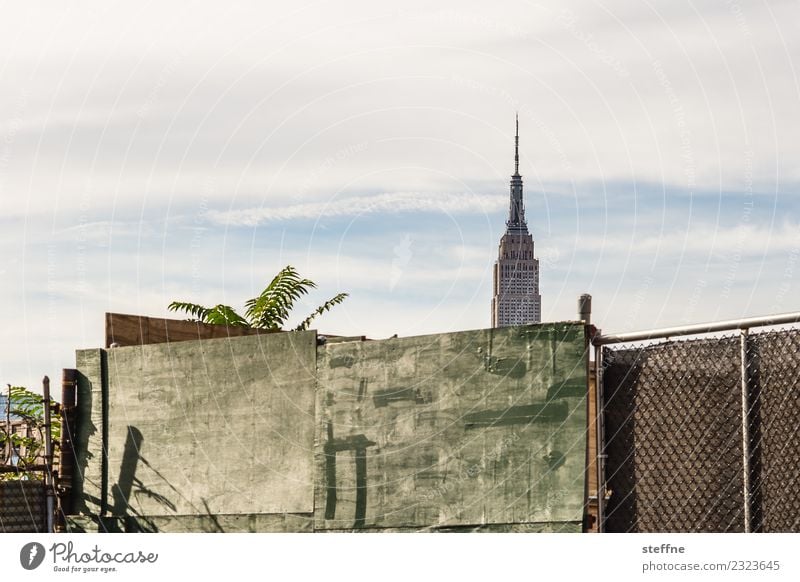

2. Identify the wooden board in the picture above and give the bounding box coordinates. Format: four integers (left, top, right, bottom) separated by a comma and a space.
105, 312, 266, 348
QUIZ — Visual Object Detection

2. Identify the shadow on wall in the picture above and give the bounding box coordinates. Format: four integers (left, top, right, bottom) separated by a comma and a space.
105, 426, 166, 533
71, 370, 96, 520
110, 426, 228, 533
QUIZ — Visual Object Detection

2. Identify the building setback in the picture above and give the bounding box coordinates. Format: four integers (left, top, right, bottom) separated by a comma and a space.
491, 115, 542, 326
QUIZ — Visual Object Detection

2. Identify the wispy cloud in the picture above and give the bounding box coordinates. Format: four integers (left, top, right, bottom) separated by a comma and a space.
207, 191, 505, 226
561, 221, 800, 260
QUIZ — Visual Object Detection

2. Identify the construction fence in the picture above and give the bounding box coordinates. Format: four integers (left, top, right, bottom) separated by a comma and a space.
5, 307, 800, 534
68, 321, 588, 533
599, 324, 800, 533
0, 480, 48, 533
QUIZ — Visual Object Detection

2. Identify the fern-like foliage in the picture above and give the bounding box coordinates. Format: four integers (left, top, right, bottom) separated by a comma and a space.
295, 292, 349, 331
167, 302, 249, 327
167, 301, 212, 321
6, 386, 44, 423
244, 266, 317, 330
202, 305, 250, 326
167, 265, 347, 332
5, 386, 60, 441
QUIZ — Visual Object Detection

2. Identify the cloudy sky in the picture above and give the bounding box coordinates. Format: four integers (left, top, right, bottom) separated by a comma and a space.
1, 0, 798, 390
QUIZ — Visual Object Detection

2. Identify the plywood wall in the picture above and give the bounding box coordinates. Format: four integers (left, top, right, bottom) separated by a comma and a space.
71, 322, 588, 532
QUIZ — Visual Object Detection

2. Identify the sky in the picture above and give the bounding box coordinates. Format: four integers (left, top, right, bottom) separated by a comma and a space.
0, 0, 798, 391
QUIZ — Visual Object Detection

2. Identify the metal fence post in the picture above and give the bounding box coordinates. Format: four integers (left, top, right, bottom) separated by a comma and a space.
739, 330, 752, 533
594, 342, 605, 532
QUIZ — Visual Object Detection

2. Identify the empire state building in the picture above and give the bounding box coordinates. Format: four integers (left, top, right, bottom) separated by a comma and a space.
491, 116, 542, 327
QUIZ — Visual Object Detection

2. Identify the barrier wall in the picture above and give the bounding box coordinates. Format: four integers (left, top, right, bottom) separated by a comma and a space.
69, 322, 588, 532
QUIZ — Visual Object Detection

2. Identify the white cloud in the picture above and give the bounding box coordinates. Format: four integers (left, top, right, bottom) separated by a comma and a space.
207, 191, 504, 226
575, 221, 800, 259
2, 0, 798, 220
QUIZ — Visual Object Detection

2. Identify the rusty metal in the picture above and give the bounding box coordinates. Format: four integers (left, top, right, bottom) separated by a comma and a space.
57, 368, 78, 529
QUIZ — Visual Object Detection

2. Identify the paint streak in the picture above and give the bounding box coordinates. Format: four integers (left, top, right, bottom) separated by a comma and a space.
323, 422, 337, 519
372, 387, 428, 408
354, 449, 368, 528
544, 450, 566, 471
546, 378, 586, 399
323, 426, 376, 527
463, 401, 568, 429
357, 378, 368, 402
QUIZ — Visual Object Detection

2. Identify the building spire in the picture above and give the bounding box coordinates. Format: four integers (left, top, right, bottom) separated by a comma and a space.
493, 111, 541, 327
514, 112, 520, 176
506, 113, 527, 232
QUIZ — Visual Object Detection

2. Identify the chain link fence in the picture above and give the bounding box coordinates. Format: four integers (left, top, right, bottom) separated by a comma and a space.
601, 325, 800, 533
0, 480, 48, 532
749, 328, 800, 532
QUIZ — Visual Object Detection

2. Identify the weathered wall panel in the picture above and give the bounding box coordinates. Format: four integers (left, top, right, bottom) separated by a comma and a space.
67, 512, 314, 533
315, 323, 587, 530
103, 331, 317, 520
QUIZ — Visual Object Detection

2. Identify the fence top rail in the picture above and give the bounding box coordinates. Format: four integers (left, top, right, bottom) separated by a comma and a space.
593, 310, 800, 346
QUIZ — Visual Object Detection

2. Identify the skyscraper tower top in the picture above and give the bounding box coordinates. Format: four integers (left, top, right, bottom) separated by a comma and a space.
506, 113, 528, 234
492, 114, 542, 326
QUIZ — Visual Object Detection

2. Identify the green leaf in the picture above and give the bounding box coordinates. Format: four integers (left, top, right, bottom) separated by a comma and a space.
203, 305, 249, 326
168, 301, 213, 322
168, 302, 248, 327
167, 264, 347, 335
1, 386, 60, 478
245, 266, 317, 330
295, 292, 349, 331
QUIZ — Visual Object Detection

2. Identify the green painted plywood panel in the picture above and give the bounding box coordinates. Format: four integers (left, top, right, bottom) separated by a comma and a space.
66, 513, 314, 533
102, 331, 317, 518
314, 323, 587, 530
